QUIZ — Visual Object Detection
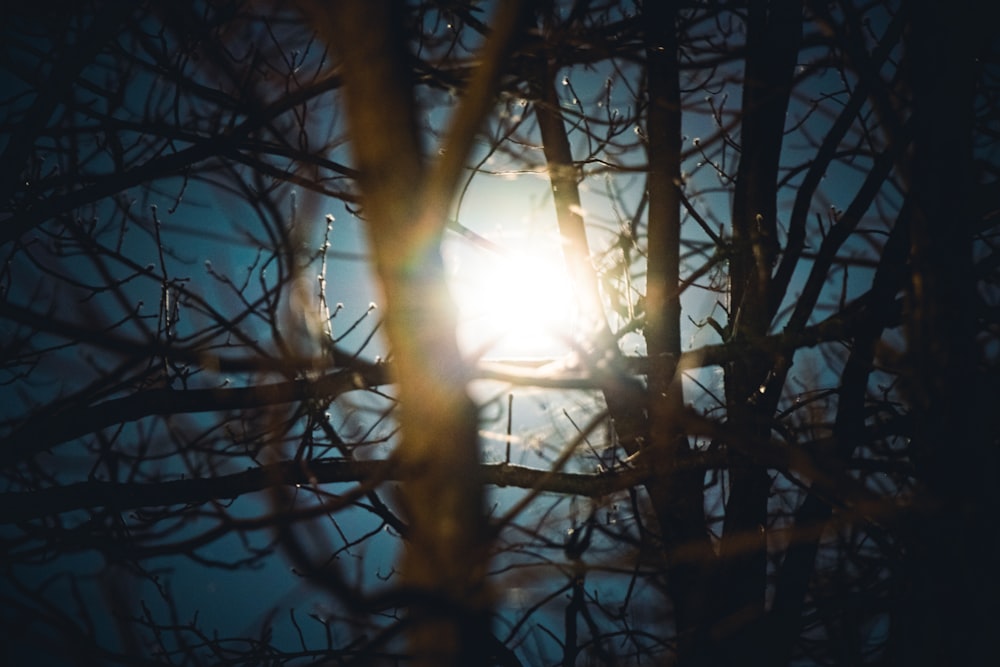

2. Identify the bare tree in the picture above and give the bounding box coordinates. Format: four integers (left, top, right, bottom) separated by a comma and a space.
2, 1, 997, 665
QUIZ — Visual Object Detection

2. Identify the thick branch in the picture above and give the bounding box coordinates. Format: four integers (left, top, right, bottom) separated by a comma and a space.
297, 2, 526, 663
0, 460, 651, 525
2, 368, 385, 467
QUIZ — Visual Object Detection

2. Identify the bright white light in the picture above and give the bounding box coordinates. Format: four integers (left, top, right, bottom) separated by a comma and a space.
448, 234, 579, 359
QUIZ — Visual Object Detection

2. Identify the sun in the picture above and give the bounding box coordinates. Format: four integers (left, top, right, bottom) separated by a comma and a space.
447, 232, 580, 359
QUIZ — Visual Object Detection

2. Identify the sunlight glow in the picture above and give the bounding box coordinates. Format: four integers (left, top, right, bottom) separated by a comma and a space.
448, 233, 580, 359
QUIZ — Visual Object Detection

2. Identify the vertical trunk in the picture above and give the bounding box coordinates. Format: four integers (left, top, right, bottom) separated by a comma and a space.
534, 19, 718, 661
902, 2, 995, 664
719, 0, 801, 660
300, 2, 493, 663
643, 4, 715, 664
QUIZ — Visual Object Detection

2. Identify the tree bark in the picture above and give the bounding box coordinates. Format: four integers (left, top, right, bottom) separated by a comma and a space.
643, 4, 716, 664
719, 1, 801, 662
295, 1, 525, 662
902, 2, 996, 664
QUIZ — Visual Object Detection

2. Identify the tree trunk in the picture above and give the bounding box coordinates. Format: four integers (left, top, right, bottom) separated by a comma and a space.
643, 4, 716, 664
902, 2, 996, 664
718, 1, 801, 662
298, 2, 498, 663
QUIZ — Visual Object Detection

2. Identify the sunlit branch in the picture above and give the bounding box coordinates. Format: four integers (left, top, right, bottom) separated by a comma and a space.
4, 284, 900, 467
476, 293, 901, 386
